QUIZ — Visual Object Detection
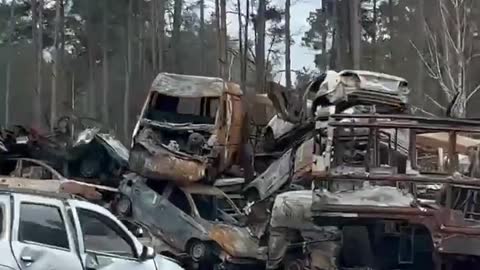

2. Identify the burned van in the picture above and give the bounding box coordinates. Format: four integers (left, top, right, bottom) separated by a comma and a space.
129, 73, 247, 184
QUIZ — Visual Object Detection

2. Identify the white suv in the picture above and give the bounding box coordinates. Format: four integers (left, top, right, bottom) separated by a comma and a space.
0, 188, 183, 270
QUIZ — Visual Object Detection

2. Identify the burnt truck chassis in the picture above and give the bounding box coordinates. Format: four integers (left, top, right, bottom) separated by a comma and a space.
312, 114, 480, 270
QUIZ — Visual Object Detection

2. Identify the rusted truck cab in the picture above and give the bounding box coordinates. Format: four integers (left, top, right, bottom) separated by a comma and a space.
129, 73, 245, 184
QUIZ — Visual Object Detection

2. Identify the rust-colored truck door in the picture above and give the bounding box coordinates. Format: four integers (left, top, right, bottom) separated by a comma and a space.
215, 83, 245, 172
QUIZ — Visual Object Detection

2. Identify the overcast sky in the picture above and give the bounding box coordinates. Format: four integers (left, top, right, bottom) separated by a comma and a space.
199, 0, 321, 84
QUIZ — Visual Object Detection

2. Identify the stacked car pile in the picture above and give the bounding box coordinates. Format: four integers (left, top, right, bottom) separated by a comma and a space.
0, 70, 426, 270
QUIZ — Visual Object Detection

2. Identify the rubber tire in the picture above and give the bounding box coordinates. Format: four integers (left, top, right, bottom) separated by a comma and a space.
188, 240, 208, 262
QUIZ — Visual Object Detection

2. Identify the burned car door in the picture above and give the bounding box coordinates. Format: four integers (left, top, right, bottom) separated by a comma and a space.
215, 84, 245, 171
10, 194, 83, 270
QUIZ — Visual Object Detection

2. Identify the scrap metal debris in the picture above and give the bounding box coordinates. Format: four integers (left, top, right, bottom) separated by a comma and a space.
4, 70, 480, 270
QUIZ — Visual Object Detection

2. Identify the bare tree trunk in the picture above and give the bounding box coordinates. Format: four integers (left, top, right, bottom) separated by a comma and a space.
335, 0, 348, 69
388, 0, 394, 71
87, 0, 96, 118
51, 0, 63, 131
320, 0, 328, 71
256, 0, 266, 93
157, 0, 165, 72
32, 0, 44, 128
414, 0, 424, 105
372, 0, 377, 67
285, 0, 291, 89
150, 0, 157, 74
349, 0, 361, 69
215, 0, 221, 76
5, 0, 15, 126
124, 0, 133, 142
220, 0, 227, 79
200, 0, 206, 75
242, 0, 250, 88
172, 0, 183, 73
102, 0, 109, 125
237, 0, 243, 85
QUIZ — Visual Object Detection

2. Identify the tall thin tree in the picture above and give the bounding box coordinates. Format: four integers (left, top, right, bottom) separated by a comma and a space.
124, 0, 133, 141
200, 0, 206, 74
349, 0, 361, 69
242, 0, 250, 90
51, 0, 64, 131
150, 0, 157, 74
102, 0, 110, 125
5, 0, 15, 126
220, 0, 227, 79
32, 0, 44, 128
256, 0, 266, 93
285, 0, 291, 89
157, 0, 165, 72
172, 0, 183, 73
86, 0, 96, 118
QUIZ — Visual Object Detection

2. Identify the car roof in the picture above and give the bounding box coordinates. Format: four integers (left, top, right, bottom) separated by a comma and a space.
0, 187, 82, 201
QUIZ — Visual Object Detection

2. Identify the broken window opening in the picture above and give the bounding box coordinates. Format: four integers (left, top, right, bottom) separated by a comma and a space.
147, 93, 219, 125
168, 187, 192, 215
192, 194, 217, 221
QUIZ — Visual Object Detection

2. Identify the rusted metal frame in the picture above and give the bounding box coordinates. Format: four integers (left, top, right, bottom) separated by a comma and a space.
329, 114, 480, 127
314, 204, 436, 216
317, 174, 480, 187
314, 204, 480, 237
330, 121, 480, 133
446, 132, 457, 208
409, 128, 418, 199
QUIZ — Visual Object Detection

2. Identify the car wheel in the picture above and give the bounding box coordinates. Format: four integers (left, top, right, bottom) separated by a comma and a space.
284, 258, 305, 270
188, 240, 208, 262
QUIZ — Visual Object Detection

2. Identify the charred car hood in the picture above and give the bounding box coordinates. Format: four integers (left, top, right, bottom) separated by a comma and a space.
208, 223, 264, 260
129, 128, 208, 183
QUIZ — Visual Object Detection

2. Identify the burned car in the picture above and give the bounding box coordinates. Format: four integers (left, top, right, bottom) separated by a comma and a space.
0, 157, 117, 201
1, 117, 129, 186
114, 174, 266, 268
312, 70, 409, 114
262, 70, 409, 154
129, 73, 249, 184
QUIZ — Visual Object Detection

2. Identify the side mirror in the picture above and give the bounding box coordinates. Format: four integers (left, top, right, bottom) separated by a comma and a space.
85, 253, 99, 270
140, 245, 155, 261
133, 227, 144, 238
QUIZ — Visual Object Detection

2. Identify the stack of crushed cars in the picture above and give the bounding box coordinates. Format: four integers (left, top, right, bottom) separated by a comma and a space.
0, 116, 127, 201
111, 70, 416, 270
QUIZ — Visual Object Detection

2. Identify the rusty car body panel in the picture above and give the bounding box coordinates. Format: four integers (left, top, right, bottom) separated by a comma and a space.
116, 175, 265, 265
130, 73, 246, 183
0, 158, 117, 200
